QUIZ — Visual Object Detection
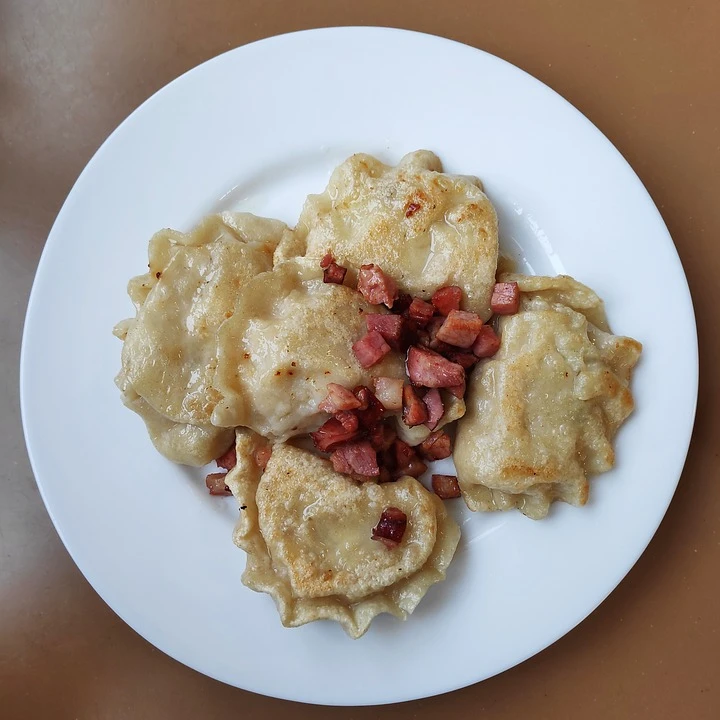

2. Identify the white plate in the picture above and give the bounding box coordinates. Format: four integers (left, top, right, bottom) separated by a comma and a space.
21, 27, 697, 706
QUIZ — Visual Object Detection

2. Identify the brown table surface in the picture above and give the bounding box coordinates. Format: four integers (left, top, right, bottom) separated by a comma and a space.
1, 1, 718, 717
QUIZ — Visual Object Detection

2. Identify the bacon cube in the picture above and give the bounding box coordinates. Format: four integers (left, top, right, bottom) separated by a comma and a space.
491, 282, 520, 315
407, 297, 435, 326
406, 346, 465, 388
431, 285, 463, 315
323, 262, 347, 284
372, 507, 407, 548
435, 310, 483, 348
431, 474, 461, 499
365, 313, 404, 348
205, 472, 231, 496
319, 252, 334, 269
318, 382, 363, 413
402, 385, 429, 427
330, 440, 379, 477
311, 417, 360, 452
472, 325, 501, 358
420, 431, 453, 460
353, 386, 386, 428
368, 422, 397, 452
422, 388, 444, 430
393, 440, 428, 479
358, 264, 398, 308
352, 330, 391, 368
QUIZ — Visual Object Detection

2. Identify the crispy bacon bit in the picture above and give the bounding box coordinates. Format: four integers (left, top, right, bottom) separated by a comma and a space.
358, 264, 398, 308
491, 282, 520, 315
330, 440, 379, 477
406, 346, 465, 388
320, 252, 334, 269
206, 472, 231, 496
435, 310, 483, 348
365, 313, 403, 348
311, 418, 360, 452
335, 410, 360, 433
444, 350, 479, 369
215, 444, 237, 471
423, 316, 445, 349
420, 431, 453, 460
392, 293, 413, 314
369, 422, 397, 451
372, 376, 404, 412
405, 202, 422, 217
472, 325, 501, 358
354, 386, 386, 428
423, 388, 444, 430
319, 383, 363, 413
402, 385, 429, 427
372, 507, 407, 548
352, 330, 391, 368
253, 445, 272, 471
431, 286, 463, 315
323, 262, 347, 285
393, 440, 428, 479
377, 467, 393, 484
431, 474, 461, 499
407, 297, 435, 326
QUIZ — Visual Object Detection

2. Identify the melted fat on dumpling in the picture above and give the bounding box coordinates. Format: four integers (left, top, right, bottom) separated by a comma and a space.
455, 274, 642, 520
211, 258, 405, 440
118, 213, 290, 426
282, 150, 499, 319
225, 438, 460, 639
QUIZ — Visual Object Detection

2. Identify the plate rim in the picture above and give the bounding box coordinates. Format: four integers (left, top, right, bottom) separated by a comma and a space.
19, 26, 699, 706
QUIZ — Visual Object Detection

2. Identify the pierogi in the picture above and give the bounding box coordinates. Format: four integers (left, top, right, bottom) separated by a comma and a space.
454, 274, 642, 519
284, 150, 499, 318
211, 258, 405, 440
118, 213, 290, 427
225, 435, 460, 638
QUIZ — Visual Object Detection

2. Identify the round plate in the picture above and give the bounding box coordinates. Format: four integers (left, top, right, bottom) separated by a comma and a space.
20, 27, 697, 706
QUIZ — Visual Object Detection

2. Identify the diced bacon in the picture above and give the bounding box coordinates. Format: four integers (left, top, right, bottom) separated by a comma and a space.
491, 282, 520, 315
311, 418, 360, 452
318, 383, 363, 413
423, 389, 444, 430
354, 386, 386, 428
205, 472, 231, 496
393, 440, 428, 479
323, 262, 347, 284
371, 507, 407, 548
407, 297, 434, 326
402, 385, 429, 427
435, 310, 483, 348
253, 446, 272, 471
372, 376, 404, 411
377, 467, 393, 484
369, 422, 397, 451
330, 440, 379, 477
215, 444, 237, 471
431, 286, 462, 315
472, 325, 501, 358
444, 350, 479, 369
423, 317, 445, 349
392, 293, 413, 314
406, 346, 465, 388
319, 252, 334, 269
358, 264, 398, 308
446, 380, 466, 399
352, 331, 391, 368
420, 431, 453, 460
335, 410, 359, 433
365, 313, 403, 348
431, 474, 461, 499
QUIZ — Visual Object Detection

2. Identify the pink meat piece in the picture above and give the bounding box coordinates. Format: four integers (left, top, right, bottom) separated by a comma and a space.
406, 346, 465, 388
